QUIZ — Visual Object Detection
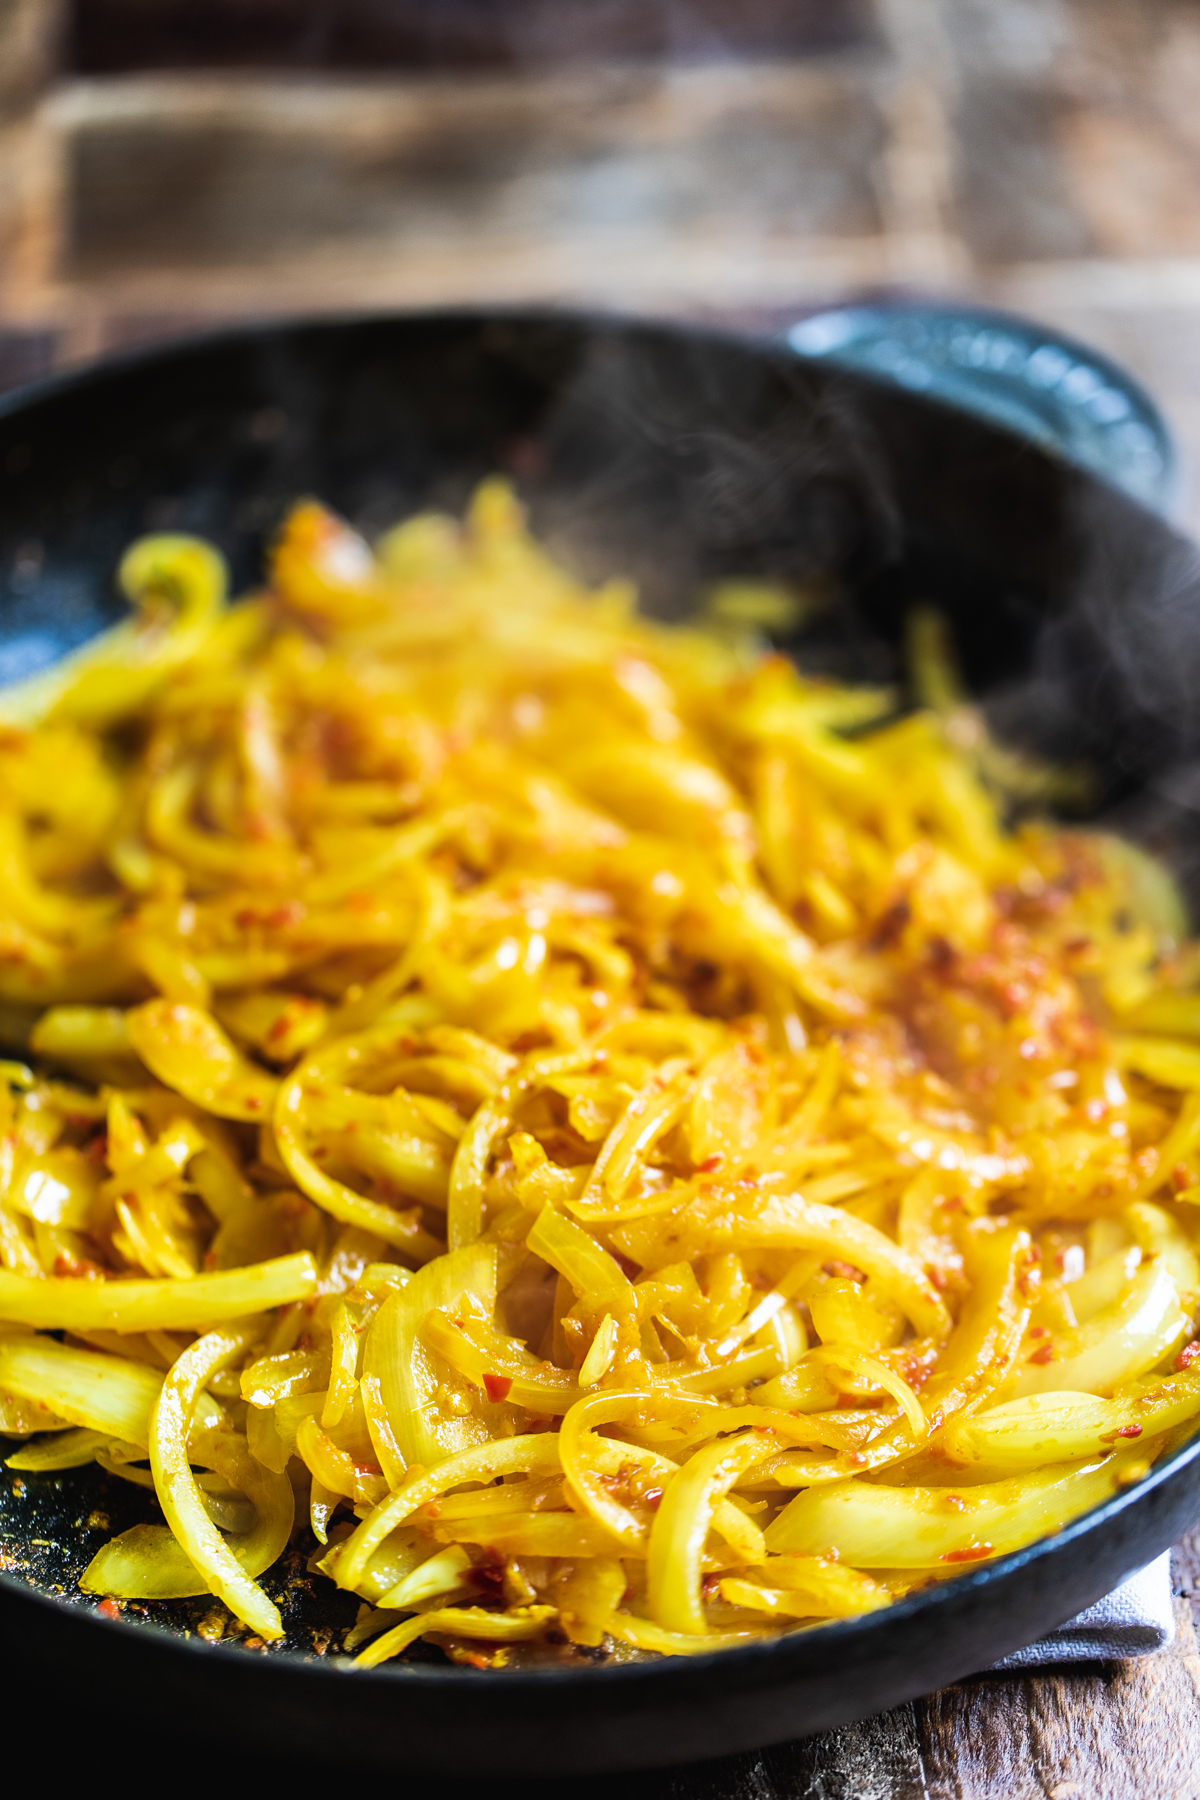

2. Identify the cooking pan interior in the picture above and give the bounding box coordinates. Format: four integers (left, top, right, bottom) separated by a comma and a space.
4, 309, 1200, 1766
6, 311, 1200, 860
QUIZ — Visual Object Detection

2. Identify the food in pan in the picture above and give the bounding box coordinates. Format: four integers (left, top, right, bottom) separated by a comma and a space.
2, 481, 1200, 1665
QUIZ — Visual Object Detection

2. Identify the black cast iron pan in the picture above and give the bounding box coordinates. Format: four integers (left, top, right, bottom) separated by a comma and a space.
2, 307, 1200, 1774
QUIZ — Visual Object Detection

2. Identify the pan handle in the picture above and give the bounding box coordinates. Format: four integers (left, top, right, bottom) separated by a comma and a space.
787, 300, 1177, 517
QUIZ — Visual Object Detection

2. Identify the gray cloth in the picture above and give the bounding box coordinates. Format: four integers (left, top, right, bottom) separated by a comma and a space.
985, 1552, 1175, 1668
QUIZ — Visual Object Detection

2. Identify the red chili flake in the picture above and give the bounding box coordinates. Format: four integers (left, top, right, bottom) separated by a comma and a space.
697, 1155, 724, 1174
701, 1573, 721, 1599
941, 1195, 965, 1214
1174, 1164, 1193, 1193
823, 1260, 867, 1284
1115, 1425, 1143, 1440
1028, 1343, 1056, 1365
267, 903, 306, 928
1028, 1326, 1049, 1339
941, 1544, 993, 1563
353, 1461, 382, 1477
641, 1487, 665, 1512
927, 936, 955, 972
1177, 1341, 1200, 1372
54, 1253, 102, 1280
944, 1495, 967, 1513
871, 897, 911, 948
483, 1373, 513, 1403
96, 1598, 122, 1621
1016, 1248, 1041, 1297
243, 1095, 264, 1112
927, 1267, 947, 1292
468, 1562, 505, 1595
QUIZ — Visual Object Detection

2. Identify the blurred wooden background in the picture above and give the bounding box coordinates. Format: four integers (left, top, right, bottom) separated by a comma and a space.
6, 0, 1200, 527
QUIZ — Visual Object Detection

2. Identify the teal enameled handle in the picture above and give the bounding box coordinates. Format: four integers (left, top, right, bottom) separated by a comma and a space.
787, 301, 1177, 517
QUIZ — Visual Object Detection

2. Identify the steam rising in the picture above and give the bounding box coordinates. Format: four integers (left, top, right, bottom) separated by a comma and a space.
5, 312, 1198, 909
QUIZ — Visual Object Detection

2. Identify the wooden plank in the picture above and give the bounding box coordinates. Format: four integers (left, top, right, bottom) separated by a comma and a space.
68, 0, 878, 76
53, 64, 886, 278
1174, 1526, 1200, 1633
557, 1703, 930, 1800
0, 0, 63, 123
912, 1595, 1200, 1800
759, 1708, 930, 1800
